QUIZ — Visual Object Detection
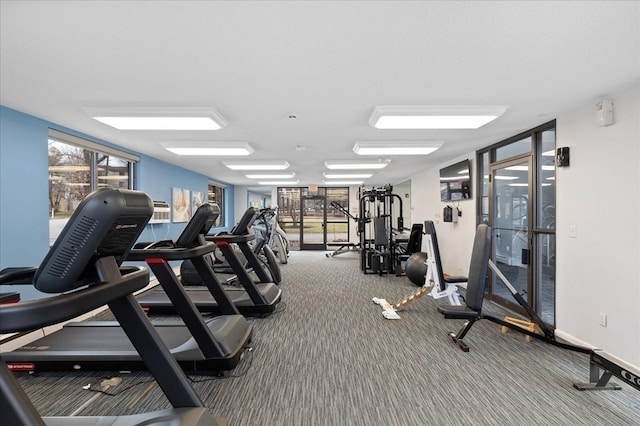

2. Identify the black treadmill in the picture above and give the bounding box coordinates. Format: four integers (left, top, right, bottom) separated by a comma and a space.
2, 198, 253, 373
137, 206, 282, 315
0, 188, 225, 425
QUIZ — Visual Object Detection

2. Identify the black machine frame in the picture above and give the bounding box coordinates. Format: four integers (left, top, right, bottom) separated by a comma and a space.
358, 185, 405, 275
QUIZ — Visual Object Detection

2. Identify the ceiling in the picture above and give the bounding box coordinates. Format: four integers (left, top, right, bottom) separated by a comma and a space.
1, 1, 638, 191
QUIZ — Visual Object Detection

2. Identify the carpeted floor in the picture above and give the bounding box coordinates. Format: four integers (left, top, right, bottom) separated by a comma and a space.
13, 250, 640, 425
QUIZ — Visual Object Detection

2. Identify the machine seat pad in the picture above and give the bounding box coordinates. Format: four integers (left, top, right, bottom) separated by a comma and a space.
437, 305, 481, 320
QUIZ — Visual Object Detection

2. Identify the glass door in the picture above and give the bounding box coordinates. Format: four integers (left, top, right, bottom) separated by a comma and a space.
300, 195, 326, 250
490, 157, 532, 313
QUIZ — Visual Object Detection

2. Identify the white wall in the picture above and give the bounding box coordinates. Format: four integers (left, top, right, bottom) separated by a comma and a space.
234, 185, 249, 224
411, 156, 477, 277
409, 83, 640, 369
555, 83, 640, 366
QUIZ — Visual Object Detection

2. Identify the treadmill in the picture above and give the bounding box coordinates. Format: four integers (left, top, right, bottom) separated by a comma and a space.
2, 199, 253, 373
209, 207, 281, 284
0, 188, 225, 425
138, 206, 282, 315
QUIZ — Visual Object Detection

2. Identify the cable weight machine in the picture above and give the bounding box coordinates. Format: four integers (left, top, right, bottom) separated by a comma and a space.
359, 184, 405, 275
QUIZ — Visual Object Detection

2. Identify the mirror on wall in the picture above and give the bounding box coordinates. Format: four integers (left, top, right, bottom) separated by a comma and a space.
394, 179, 411, 230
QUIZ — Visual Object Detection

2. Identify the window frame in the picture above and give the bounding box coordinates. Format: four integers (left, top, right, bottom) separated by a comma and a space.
208, 180, 226, 227
48, 129, 138, 243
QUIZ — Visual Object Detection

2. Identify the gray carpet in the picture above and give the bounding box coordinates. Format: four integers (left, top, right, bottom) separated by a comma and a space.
15, 251, 640, 425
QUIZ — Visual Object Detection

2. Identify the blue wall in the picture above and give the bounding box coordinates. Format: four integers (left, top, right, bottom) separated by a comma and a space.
135, 154, 234, 243
0, 105, 234, 300
0, 107, 50, 268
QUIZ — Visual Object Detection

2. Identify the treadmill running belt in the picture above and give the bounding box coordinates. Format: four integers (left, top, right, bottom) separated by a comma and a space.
4, 316, 251, 372
138, 283, 282, 315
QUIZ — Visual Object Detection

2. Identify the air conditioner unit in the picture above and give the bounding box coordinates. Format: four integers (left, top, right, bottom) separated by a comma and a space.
149, 200, 170, 224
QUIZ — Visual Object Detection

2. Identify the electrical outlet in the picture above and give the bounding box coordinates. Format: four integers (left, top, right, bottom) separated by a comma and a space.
569, 225, 577, 238
599, 312, 607, 327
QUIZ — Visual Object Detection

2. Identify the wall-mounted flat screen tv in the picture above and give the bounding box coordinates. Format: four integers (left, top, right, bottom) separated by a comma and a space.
440, 159, 471, 201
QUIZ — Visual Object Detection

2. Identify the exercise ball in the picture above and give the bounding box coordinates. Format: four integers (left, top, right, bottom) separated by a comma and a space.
405, 252, 427, 286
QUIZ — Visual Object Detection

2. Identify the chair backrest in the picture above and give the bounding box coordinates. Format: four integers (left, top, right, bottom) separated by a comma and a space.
423, 220, 447, 291
404, 223, 424, 254
464, 223, 492, 312
34, 188, 153, 293
175, 203, 220, 248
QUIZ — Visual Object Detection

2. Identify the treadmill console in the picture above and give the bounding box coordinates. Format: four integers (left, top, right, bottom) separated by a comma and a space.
34, 188, 153, 293
175, 203, 220, 248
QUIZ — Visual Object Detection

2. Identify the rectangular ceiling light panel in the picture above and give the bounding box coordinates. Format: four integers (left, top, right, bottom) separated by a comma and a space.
84, 107, 228, 130
369, 106, 508, 129
163, 142, 253, 156
246, 173, 296, 179
223, 161, 290, 171
322, 180, 364, 185
353, 141, 443, 156
323, 173, 373, 179
258, 180, 299, 185
324, 160, 390, 170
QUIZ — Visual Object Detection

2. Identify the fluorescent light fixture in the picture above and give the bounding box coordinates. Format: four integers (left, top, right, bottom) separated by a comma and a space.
325, 160, 390, 170
163, 142, 253, 156
494, 176, 519, 180
542, 150, 555, 156
353, 141, 443, 156
223, 161, 290, 171
258, 180, 299, 185
84, 107, 228, 130
508, 183, 529, 187
322, 180, 364, 185
546, 176, 556, 181
369, 106, 508, 129
323, 173, 373, 179
246, 173, 296, 179
440, 176, 469, 181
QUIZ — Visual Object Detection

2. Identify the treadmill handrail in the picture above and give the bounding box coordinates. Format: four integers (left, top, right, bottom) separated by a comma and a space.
0, 267, 38, 284
0, 264, 148, 335
206, 233, 255, 244
127, 241, 217, 262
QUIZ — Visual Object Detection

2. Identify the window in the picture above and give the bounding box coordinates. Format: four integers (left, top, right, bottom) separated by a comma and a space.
48, 130, 137, 244
208, 181, 225, 227
325, 187, 350, 244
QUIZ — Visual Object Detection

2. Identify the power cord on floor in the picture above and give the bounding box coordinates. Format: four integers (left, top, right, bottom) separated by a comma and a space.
269, 301, 287, 315
82, 376, 155, 396
80, 347, 256, 394
248, 301, 287, 320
